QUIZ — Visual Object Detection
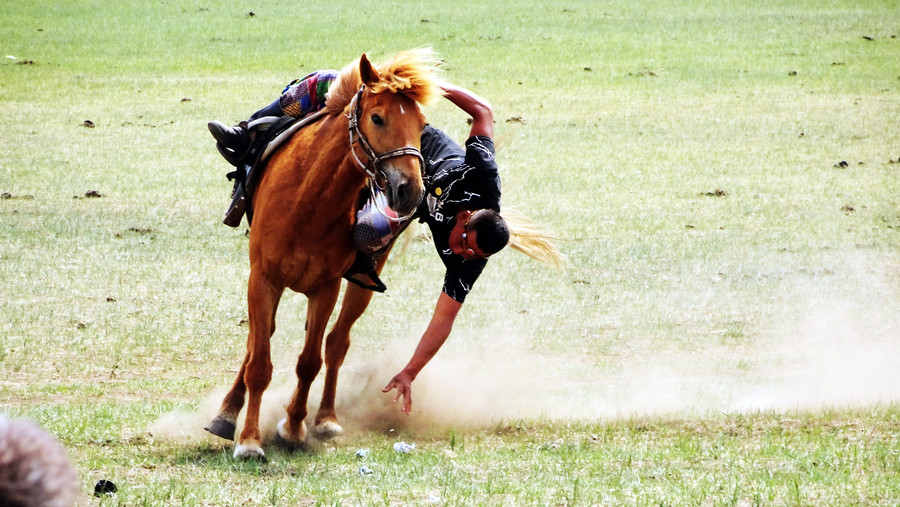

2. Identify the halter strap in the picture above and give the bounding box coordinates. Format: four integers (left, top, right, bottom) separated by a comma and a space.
346, 86, 424, 222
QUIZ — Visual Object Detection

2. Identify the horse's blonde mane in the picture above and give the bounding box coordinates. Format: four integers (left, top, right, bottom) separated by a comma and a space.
502, 208, 566, 270
395, 208, 566, 270
325, 48, 442, 114
324, 62, 361, 115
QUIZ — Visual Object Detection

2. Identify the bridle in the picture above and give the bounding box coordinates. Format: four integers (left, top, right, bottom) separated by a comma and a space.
346, 85, 424, 221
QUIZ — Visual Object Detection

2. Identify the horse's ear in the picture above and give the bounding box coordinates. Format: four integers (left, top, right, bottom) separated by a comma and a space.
359, 54, 380, 86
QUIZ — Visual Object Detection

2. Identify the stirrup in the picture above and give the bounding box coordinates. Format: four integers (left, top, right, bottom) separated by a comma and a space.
343, 272, 387, 293
223, 182, 247, 227
342, 251, 387, 292
216, 142, 243, 167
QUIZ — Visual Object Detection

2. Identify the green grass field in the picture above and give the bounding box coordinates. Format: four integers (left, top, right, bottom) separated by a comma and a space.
2, 0, 899, 504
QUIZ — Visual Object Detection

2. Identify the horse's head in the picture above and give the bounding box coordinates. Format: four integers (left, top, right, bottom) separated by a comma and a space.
329, 49, 442, 217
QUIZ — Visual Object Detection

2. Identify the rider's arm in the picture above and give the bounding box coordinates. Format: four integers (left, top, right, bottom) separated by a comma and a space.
439, 81, 494, 139
382, 291, 462, 413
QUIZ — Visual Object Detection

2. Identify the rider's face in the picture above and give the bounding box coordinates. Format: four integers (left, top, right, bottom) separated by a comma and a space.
449, 210, 489, 260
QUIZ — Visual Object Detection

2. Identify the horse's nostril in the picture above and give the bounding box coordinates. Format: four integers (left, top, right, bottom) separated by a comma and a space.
385, 171, 424, 215
395, 182, 409, 204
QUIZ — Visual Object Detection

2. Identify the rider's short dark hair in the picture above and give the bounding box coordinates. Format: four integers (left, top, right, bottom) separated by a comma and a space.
470, 210, 509, 256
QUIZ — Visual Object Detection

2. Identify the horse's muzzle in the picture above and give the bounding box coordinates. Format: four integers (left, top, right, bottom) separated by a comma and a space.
384, 168, 424, 217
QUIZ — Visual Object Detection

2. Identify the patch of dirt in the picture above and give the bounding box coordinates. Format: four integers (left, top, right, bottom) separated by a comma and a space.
73, 190, 102, 199
1, 192, 34, 200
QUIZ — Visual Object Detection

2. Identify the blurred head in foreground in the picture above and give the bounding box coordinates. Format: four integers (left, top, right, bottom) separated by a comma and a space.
0, 415, 79, 507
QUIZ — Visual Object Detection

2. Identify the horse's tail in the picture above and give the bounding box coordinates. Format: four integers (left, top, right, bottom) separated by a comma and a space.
502, 208, 566, 270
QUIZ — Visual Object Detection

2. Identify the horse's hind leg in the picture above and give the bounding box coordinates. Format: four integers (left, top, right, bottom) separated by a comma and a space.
232, 270, 282, 460
277, 280, 341, 448
207, 273, 282, 445
205, 354, 248, 441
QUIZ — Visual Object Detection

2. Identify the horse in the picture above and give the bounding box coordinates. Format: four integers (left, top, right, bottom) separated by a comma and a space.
204, 49, 442, 460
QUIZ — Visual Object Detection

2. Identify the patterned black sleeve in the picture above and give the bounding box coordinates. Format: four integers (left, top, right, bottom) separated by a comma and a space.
442, 257, 488, 303
462, 136, 502, 212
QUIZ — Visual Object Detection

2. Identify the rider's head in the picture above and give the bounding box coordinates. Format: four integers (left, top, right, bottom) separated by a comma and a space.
449, 209, 509, 260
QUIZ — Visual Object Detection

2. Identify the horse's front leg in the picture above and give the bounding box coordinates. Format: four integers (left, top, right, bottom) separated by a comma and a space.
233, 269, 283, 460
314, 250, 389, 438
276, 279, 341, 448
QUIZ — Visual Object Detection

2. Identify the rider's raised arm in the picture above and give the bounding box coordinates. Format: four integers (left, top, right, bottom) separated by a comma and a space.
439, 81, 493, 139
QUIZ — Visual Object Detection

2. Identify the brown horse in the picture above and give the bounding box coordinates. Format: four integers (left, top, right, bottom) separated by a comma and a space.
205, 50, 441, 460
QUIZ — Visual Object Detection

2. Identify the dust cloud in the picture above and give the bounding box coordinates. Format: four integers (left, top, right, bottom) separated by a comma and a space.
333, 297, 900, 432
151, 277, 899, 441
728, 300, 900, 412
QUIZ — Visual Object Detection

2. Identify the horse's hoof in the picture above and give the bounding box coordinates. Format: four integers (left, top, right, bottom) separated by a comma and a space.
205, 415, 236, 441
313, 420, 344, 440
274, 418, 307, 450
273, 429, 308, 451
233, 442, 266, 461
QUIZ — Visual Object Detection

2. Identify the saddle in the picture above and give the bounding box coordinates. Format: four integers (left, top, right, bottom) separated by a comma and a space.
222, 114, 319, 226
220, 113, 390, 293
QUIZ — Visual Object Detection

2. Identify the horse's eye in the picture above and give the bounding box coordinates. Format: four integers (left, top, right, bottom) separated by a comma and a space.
371, 114, 384, 126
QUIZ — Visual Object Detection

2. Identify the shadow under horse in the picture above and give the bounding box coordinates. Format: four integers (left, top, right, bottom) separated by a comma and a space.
205, 49, 442, 460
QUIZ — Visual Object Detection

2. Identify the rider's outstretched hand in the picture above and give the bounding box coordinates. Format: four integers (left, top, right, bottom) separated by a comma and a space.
382, 371, 414, 414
